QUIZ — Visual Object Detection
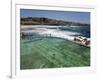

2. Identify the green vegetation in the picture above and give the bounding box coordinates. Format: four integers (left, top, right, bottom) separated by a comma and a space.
20, 37, 90, 69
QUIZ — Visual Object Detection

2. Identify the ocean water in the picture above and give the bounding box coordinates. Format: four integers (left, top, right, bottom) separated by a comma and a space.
58, 26, 90, 38
21, 25, 90, 38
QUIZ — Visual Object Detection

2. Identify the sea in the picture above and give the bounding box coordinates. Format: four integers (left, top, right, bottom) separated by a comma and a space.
21, 25, 90, 38
58, 26, 90, 38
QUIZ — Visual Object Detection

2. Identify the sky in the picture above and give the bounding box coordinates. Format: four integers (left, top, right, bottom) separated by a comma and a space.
20, 9, 90, 24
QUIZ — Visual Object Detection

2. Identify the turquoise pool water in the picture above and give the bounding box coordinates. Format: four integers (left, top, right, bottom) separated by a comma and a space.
20, 37, 90, 69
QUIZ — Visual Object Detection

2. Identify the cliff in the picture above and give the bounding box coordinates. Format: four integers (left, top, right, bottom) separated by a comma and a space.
20, 17, 90, 26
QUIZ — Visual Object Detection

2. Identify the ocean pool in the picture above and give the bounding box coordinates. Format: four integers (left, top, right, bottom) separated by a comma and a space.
20, 37, 90, 69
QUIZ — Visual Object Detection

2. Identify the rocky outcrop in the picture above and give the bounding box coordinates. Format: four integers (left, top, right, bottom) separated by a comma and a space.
20, 17, 90, 26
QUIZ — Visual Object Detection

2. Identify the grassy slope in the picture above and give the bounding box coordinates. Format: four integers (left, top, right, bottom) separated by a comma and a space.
20, 37, 90, 69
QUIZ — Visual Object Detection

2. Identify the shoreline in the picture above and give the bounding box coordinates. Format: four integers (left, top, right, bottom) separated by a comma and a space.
21, 25, 90, 47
